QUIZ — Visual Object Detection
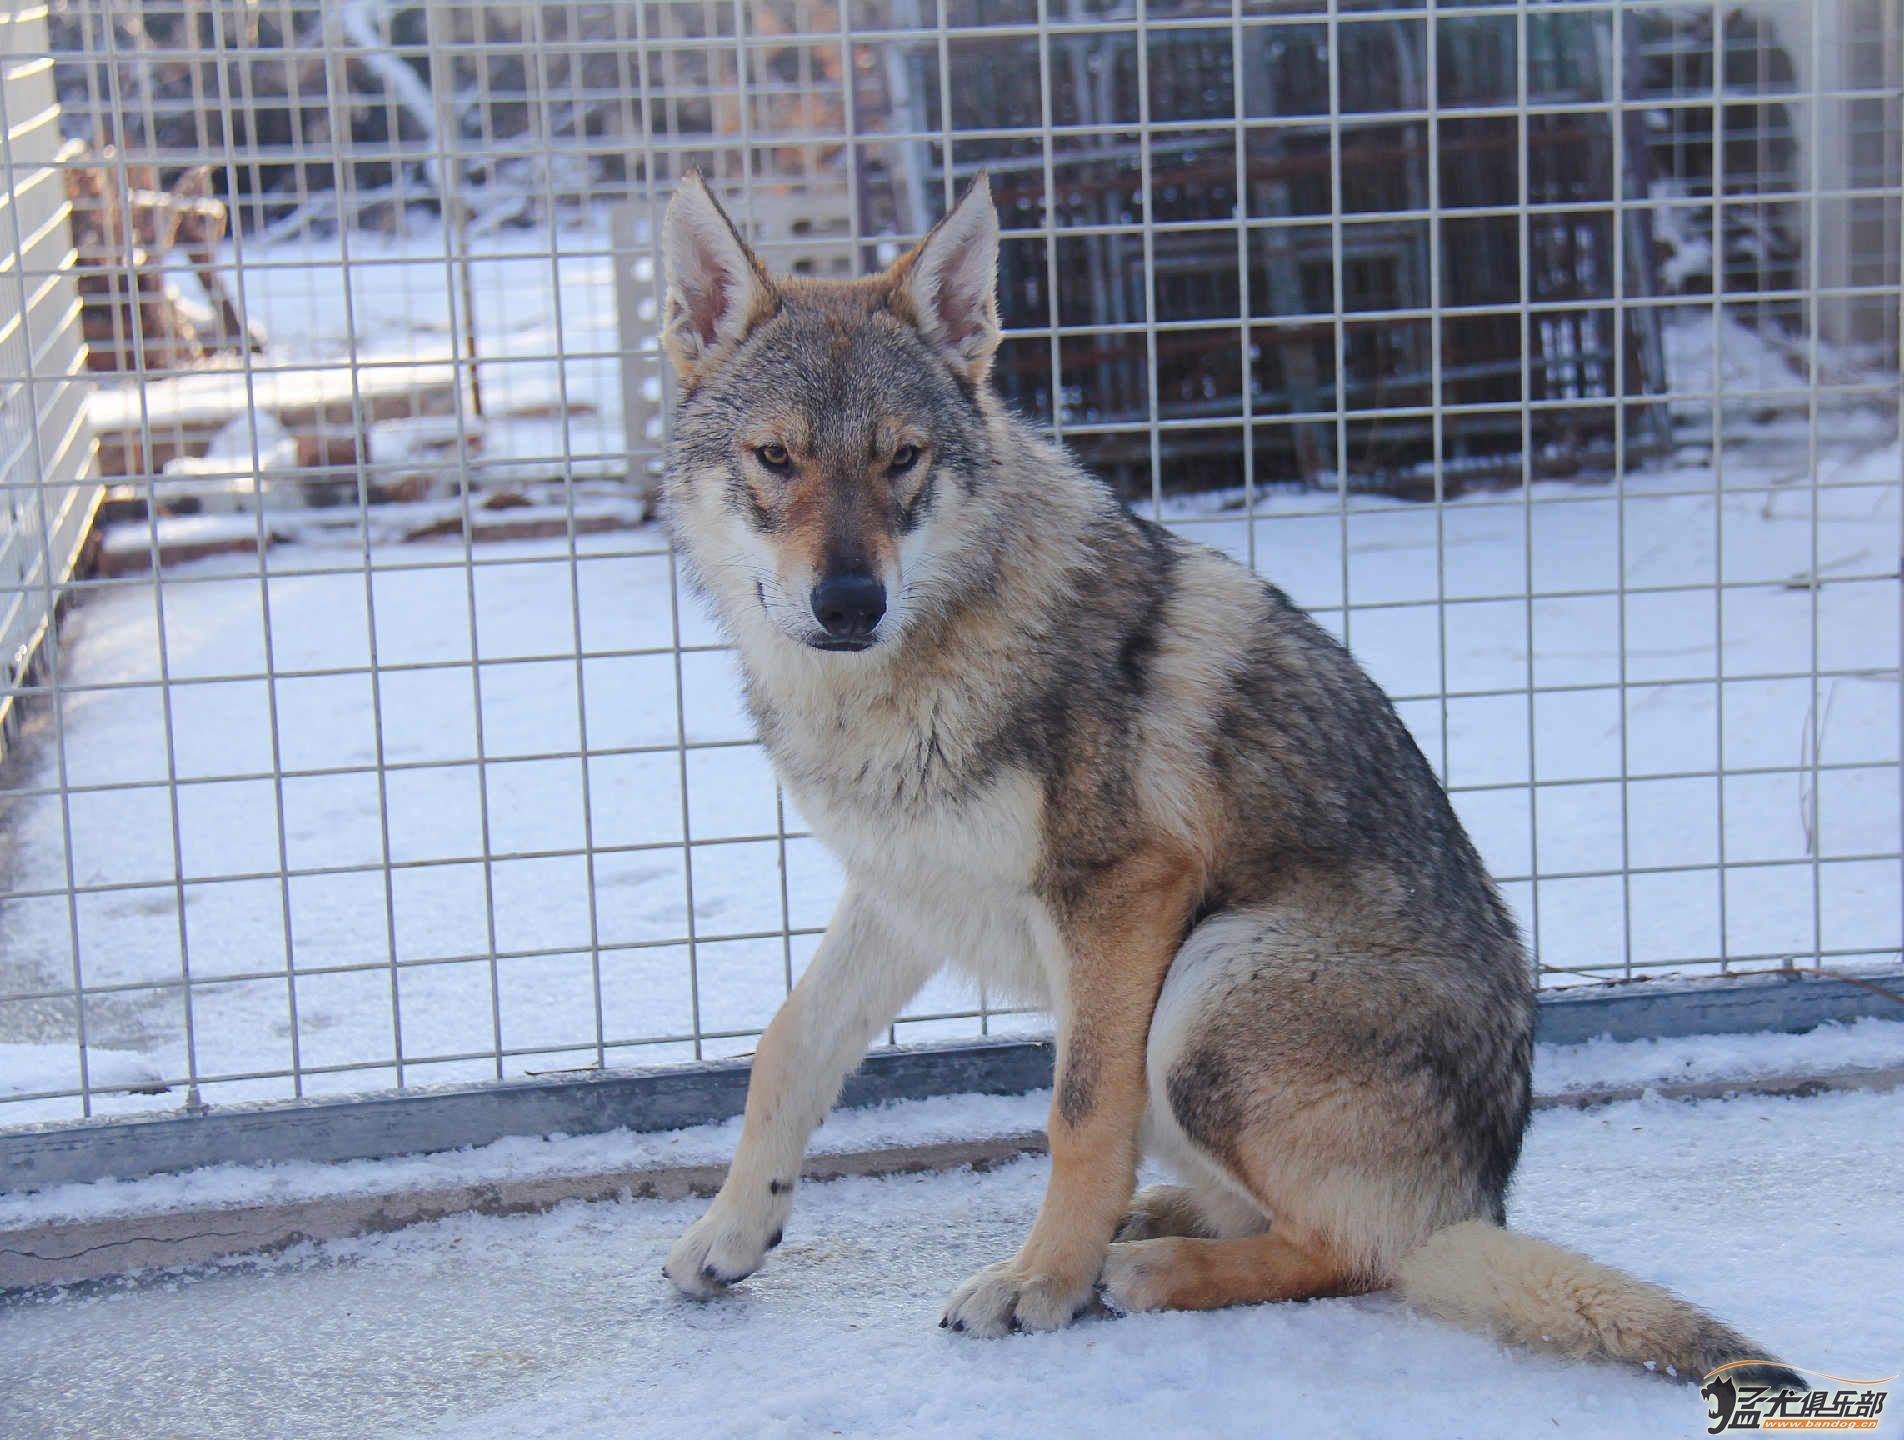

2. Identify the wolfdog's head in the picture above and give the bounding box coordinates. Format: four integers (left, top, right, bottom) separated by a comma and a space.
659, 174, 1004, 658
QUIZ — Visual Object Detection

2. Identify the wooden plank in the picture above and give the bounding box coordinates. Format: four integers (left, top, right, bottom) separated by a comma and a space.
1, 968, 1898, 1194
4, 1064, 1897, 1293
0, 1037, 1053, 1193
87, 360, 461, 478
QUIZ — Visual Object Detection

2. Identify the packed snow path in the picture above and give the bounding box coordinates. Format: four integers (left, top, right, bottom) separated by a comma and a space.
4, 1085, 1900, 1439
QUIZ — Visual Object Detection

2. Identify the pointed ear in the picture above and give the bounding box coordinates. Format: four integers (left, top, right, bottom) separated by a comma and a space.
892, 175, 1001, 383
661, 173, 778, 383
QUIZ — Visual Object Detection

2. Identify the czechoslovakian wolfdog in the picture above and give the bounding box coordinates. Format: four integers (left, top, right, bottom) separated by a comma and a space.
655, 173, 1797, 1388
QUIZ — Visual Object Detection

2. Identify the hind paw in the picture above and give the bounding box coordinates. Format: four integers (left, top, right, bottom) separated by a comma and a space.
1096, 1240, 1172, 1313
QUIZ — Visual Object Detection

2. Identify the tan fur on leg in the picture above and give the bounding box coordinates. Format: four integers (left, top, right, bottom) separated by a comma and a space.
941, 843, 1201, 1336
1098, 1228, 1370, 1313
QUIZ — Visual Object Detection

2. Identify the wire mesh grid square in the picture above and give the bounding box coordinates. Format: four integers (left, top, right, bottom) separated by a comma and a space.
0, 0, 1898, 1125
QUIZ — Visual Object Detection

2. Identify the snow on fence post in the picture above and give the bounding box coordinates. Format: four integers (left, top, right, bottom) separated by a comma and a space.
613, 200, 665, 512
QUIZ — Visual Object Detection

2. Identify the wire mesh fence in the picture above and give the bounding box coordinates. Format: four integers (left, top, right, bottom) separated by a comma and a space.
0, 0, 1899, 1129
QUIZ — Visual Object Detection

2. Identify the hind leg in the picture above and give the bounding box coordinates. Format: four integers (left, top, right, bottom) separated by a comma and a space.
1107, 1078, 1362, 1309
1118, 1071, 1275, 1243
1114, 1182, 1268, 1243
1101, 907, 1530, 1314
1101, 1226, 1373, 1312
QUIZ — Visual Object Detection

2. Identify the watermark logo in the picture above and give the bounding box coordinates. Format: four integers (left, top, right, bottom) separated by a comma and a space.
1702, 1363, 1894, 1433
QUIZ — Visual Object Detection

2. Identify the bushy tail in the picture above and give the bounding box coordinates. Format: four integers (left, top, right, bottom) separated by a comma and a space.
1395, 1221, 1804, 1389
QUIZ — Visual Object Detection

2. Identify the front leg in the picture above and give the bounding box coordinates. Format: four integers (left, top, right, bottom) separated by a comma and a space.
665, 888, 934, 1296
942, 845, 1200, 1336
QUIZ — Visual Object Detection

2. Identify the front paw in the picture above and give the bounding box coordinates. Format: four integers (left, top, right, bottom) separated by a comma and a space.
940, 1257, 1103, 1338
663, 1189, 791, 1298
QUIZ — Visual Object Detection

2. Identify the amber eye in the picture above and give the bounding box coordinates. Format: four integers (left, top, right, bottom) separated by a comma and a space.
755, 442, 792, 472
889, 443, 922, 474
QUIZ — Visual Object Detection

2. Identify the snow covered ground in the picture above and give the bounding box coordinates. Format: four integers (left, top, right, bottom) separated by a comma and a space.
4, 1080, 1900, 1439
0, 427, 1900, 1123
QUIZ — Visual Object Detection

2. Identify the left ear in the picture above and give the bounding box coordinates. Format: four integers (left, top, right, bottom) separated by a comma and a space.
892, 174, 1001, 384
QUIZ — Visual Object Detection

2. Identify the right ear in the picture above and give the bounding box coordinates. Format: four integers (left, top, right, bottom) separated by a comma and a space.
661, 174, 778, 384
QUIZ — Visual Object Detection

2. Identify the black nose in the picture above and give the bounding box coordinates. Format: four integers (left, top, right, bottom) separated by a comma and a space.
810, 574, 886, 641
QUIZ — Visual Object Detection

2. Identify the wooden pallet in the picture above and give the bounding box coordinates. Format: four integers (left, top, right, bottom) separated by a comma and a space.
88, 359, 464, 480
